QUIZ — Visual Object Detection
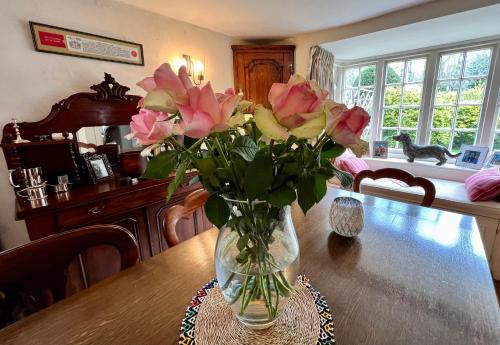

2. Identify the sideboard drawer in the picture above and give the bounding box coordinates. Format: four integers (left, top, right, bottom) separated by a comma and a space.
56, 188, 164, 229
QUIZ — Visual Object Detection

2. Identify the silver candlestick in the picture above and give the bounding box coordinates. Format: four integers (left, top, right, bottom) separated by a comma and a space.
12, 118, 30, 143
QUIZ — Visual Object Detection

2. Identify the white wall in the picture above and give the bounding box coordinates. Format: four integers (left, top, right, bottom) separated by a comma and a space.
0, 0, 234, 249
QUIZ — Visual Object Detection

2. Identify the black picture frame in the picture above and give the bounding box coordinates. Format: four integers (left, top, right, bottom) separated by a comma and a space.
29, 21, 144, 66
84, 154, 114, 183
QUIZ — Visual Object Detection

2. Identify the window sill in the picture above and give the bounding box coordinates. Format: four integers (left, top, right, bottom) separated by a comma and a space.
363, 156, 479, 182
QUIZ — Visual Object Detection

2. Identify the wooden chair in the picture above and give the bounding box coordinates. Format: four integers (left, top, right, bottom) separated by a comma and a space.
164, 189, 211, 247
353, 168, 436, 207
0, 225, 139, 327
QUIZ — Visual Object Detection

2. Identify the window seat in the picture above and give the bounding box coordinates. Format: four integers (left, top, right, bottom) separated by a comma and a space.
358, 177, 500, 280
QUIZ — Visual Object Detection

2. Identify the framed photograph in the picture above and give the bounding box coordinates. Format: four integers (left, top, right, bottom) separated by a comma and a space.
84, 154, 114, 183
372, 141, 389, 159
29, 22, 144, 66
455, 145, 489, 170
484, 151, 500, 168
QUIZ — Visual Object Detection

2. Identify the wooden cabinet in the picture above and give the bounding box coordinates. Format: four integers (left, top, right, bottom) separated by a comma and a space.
232, 45, 295, 108
14, 175, 207, 293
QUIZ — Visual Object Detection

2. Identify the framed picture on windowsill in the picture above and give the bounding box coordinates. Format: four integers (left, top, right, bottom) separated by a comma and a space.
455, 145, 489, 170
484, 151, 500, 168
372, 141, 389, 159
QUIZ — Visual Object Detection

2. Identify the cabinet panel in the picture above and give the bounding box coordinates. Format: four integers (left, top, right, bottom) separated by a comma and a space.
233, 45, 294, 108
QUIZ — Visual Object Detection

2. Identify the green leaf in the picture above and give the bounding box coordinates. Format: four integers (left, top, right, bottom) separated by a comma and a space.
193, 157, 216, 176
204, 194, 230, 228
321, 141, 346, 162
314, 174, 327, 203
183, 136, 198, 149
297, 174, 316, 214
267, 185, 296, 207
235, 249, 250, 264
244, 151, 274, 200
166, 159, 190, 202
231, 135, 259, 161
237, 233, 250, 251
141, 150, 178, 180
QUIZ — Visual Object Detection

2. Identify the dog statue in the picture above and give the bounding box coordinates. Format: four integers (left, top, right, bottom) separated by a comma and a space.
393, 133, 461, 166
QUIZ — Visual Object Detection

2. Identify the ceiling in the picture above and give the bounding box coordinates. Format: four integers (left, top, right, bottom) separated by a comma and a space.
113, 0, 431, 38
323, 4, 500, 61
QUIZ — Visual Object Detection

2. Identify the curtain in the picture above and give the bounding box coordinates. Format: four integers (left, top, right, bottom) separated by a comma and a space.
307, 46, 335, 99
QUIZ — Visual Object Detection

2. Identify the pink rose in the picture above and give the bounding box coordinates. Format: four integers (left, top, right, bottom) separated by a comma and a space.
326, 104, 370, 157
268, 75, 328, 129
137, 63, 193, 112
176, 83, 242, 138
128, 109, 174, 145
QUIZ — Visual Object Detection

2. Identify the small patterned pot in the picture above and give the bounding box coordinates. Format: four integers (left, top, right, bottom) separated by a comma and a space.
329, 196, 364, 237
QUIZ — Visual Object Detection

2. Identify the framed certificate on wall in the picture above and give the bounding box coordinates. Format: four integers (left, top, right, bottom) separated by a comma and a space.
29, 21, 144, 66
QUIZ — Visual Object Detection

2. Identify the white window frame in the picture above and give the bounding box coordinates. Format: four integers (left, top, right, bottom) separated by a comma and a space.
335, 37, 500, 159
379, 56, 427, 149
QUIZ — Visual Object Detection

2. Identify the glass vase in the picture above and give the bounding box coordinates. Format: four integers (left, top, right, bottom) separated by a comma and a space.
214, 199, 300, 329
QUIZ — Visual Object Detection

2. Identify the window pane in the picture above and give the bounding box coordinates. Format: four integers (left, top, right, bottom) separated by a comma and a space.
456, 106, 480, 129
386, 62, 404, 84
405, 58, 426, 82
358, 87, 374, 109
431, 131, 451, 148
452, 131, 475, 153
401, 108, 419, 127
361, 127, 370, 141
434, 80, 459, 105
384, 85, 401, 106
343, 89, 356, 107
359, 65, 376, 86
382, 129, 398, 148
344, 68, 359, 87
494, 133, 500, 150
383, 108, 399, 127
459, 78, 485, 104
402, 84, 422, 105
401, 130, 417, 143
464, 49, 491, 77
438, 52, 464, 80
432, 107, 455, 129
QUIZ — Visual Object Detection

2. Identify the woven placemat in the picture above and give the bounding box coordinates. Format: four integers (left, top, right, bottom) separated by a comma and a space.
179, 275, 334, 345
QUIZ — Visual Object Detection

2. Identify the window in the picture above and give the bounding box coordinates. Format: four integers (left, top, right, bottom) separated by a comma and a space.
494, 104, 500, 151
381, 58, 426, 148
430, 48, 492, 153
342, 64, 376, 139
336, 40, 500, 159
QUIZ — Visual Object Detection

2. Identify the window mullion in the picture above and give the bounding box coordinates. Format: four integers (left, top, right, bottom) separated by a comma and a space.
418, 52, 437, 144
371, 60, 385, 143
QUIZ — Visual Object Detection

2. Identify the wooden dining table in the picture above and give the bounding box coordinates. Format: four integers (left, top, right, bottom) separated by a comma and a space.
1, 188, 499, 344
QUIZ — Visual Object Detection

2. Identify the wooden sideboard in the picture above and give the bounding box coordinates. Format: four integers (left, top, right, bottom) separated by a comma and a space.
1, 74, 211, 293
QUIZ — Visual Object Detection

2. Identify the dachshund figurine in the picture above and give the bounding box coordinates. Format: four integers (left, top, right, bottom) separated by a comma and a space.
393, 133, 461, 166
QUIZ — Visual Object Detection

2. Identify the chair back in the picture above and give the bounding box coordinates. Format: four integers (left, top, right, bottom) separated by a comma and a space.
164, 189, 210, 247
0, 225, 139, 326
353, 168, 436, 207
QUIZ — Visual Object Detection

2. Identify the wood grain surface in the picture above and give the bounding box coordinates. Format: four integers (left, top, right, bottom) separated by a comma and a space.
1, 188, 498, 345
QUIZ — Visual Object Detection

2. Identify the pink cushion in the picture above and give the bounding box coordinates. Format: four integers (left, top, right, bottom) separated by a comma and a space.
465, 167, 500, 201
337, 156, 369, 176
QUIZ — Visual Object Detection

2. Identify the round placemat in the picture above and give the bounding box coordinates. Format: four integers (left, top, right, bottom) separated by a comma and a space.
179, 275, 335, 344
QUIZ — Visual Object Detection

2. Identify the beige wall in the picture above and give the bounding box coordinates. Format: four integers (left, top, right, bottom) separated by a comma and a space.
0, 0, 233, 249
285, 0, 500, 76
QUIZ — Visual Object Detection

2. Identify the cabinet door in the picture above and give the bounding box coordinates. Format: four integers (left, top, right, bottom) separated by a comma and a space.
233, 45, 294, 108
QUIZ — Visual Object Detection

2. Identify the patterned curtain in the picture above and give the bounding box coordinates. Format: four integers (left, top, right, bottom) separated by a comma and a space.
307, 46, 335, 99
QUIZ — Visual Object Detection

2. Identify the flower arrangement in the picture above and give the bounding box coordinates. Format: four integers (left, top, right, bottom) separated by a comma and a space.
128, 63, 370, 326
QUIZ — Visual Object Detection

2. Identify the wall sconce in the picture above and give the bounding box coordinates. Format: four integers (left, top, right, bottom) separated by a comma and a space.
182, 54, 204, 86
